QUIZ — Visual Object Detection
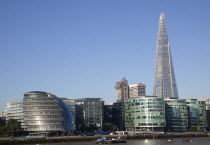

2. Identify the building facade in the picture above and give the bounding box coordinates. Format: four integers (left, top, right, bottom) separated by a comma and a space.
125, 96, 166, 132
186, 99, 207, 131
129, 83, 146, 98
153, 13, 179, 98
0, 112, 6, 126
23, 91, 73, 133
200, 98, 210, 110
115, 78, 129, 101
103, 102, 113, 124
200, 98, 210, 131
164, 98, 188, 132
75, 98, 104, 130
113, 101, 125, 131
6, 99, 25, 130
61, 98, 76, 130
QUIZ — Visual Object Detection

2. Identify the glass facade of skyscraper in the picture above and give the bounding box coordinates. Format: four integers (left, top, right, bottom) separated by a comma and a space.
125, 96, 166, 131
153, 13, 179, 98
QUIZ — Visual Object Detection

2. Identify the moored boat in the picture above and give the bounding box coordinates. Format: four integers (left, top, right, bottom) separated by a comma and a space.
95, 137, 127, 144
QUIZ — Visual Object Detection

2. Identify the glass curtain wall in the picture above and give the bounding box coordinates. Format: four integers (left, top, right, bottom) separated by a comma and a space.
125, 97, 166, 132
164, 98, 188, 132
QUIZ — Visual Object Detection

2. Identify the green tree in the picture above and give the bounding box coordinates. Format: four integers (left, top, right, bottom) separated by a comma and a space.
87, 124, 97, 132
0, 118, 4, 127
103, 123, 117, 131
76, 124, 87, 132
1, 119, 21, 136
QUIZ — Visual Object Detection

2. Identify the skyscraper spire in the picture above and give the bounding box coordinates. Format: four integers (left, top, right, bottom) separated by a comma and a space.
153, 13, 179, 98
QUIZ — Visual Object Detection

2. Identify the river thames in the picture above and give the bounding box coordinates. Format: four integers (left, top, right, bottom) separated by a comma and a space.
20, 137, 210, 145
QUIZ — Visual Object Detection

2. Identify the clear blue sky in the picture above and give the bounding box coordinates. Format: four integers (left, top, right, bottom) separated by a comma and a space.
0, 0, 210, 113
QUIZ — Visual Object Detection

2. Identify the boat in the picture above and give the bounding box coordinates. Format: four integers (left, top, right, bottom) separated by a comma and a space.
176, 139, 192, 143
182, 139, 192, 142
95, 137, 127, 144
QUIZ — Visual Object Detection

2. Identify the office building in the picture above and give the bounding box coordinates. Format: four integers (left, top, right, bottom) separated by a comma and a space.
125, 96, 166, 132
186, 99, 207, 131
103, 102, 114, 124
113, 101, 125, 130
200, 98, 210, 110
75, 98, 104, 130
153, 13, 179, 98
6, 99, 25, 130
164, 98, 188, 132
23, 91, 73, 133
61, 98, 76, 130
200, 98, 210, 131
0, 112, 6, 126
115, 78, 129, 101
129, 83, 146, 98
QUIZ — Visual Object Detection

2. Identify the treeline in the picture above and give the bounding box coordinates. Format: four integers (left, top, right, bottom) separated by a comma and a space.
0, 118, 21, 136
76, 123, 117, 132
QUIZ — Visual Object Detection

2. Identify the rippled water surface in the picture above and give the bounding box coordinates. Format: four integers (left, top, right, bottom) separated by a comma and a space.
23, 137, 210, 145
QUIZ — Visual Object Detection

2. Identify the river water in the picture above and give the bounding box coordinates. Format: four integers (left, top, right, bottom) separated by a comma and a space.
23, 137, 210, 145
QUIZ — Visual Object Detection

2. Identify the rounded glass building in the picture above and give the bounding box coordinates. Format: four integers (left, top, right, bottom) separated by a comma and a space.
125, 96, 166, 132
23, 91, 73, 132
164, 98, 188, 132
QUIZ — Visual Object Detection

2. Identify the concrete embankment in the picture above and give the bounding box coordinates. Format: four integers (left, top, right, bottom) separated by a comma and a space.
0, 133, 209, 145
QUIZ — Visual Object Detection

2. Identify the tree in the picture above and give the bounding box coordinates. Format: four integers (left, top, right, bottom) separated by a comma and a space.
87, 124, 97, 132
76, 124, 87, 132
1, 119, 21, 136
103, 123, 117, 131
0, 117, 5, 127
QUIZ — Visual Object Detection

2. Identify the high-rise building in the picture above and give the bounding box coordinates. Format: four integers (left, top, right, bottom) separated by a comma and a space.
129, 83, 146, 98
115, 78, 129, 101
153, 13, 179, 98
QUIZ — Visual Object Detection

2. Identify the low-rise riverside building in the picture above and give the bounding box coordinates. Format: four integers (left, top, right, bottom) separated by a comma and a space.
125, 96, 166, 132
103, 102, 114, 124
164, 98, 188, 132
75, 98, 104, 130
186, 99, 207, 131
23, 91, 73, 134
200, 98, 210, 131
113, 101, 125, 131
0, 112, 6, 126
61, 98, 76, 130
6, 99, 26, 130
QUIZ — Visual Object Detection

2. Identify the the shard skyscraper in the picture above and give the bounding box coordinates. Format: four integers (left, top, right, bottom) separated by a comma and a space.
153, 13, 179, 98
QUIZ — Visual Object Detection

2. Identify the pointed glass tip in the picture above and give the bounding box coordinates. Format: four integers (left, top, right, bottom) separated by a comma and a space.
160, 13, 165, 21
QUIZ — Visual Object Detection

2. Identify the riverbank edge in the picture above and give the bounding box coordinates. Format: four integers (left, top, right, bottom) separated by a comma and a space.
0, 133, 210, 145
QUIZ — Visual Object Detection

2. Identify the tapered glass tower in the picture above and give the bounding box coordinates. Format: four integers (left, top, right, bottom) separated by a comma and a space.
153, 13, 179, 98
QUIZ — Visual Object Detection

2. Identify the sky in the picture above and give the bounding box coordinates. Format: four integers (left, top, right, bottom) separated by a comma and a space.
0, 0, 210, 113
